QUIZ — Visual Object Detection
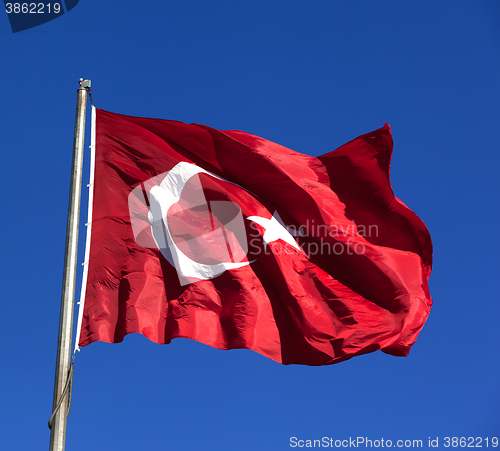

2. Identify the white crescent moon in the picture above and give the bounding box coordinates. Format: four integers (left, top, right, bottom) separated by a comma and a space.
147, 162, 252, 284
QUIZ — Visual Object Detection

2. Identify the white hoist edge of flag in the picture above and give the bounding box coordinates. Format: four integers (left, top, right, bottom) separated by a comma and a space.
74, 105, 96, 353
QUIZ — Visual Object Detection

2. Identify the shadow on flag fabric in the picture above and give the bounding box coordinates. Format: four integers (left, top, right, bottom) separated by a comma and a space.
75, 107, 433, 366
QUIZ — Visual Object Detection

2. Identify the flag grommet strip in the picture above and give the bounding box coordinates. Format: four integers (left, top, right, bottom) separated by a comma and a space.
74, 106, 96, 353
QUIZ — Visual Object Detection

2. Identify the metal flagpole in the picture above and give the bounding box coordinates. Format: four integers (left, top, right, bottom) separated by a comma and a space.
49, 80, 89, 451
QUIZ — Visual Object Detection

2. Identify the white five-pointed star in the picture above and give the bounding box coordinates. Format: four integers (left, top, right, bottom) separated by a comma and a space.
247, 211, 302, 251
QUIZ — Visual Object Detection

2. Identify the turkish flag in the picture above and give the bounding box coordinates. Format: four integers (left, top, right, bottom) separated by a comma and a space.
76, 107, 432, 365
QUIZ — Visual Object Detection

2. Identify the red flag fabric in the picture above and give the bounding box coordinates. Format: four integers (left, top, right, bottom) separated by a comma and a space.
76, 107, 432, 365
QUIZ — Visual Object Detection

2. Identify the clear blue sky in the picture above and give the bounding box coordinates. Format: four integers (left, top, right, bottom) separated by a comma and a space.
1, 1, 499, 449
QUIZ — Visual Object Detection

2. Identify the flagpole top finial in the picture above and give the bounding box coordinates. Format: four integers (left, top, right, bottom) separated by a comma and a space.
79, 78, 91, 88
